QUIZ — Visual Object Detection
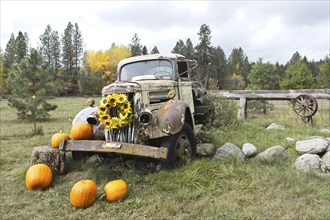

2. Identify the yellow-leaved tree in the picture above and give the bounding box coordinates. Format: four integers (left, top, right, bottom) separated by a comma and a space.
80, 44, 132, 95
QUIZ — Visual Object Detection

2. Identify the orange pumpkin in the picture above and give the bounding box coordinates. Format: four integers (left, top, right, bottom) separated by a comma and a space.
70, 180, 97, 208
26, 164, 52, 190
104, 179, 128, 202
71, 123, 93, 140
51, 131, 70, 148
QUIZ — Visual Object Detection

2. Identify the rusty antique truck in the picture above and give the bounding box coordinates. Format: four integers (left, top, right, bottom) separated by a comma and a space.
59, 54, 208, 169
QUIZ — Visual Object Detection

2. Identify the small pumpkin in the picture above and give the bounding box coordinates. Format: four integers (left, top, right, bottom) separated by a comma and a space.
51, 131, 70, 148
71, 122, 94, 140
26, 164, 52, 190
70, 180, 97, 209
104, 179, 128, 202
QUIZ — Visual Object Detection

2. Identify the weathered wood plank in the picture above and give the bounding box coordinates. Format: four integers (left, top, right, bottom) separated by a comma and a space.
209, 89, 330, 100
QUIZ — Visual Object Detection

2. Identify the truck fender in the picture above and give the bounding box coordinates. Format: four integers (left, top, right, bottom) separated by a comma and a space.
72, 106, 105, 140
157, 100, 189, 134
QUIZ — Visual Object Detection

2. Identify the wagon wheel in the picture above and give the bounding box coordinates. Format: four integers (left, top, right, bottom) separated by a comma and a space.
292, 94, 318, 118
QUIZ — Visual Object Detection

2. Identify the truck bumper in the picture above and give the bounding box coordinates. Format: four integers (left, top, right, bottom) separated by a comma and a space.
59, 140, 168, 160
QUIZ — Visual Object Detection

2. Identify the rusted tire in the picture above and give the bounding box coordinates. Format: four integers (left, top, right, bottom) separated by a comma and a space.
160, 123, 196, 169
292, 94, 318, 118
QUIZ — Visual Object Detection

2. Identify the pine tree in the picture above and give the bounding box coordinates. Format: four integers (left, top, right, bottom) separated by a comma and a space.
61, 22, 74, 94
280, 60, 314, 89
14, 31, 29, 64
248, 58, 277, 90
128, 33, 142, 56
51, 30, 61, 77
316, 56, 330, 88
4, 34, 16, 68
72, 23, 84, 94
39, 25, 54, 74
150, 46, 159, 54
3, 34, 16, 93
6, 48, 57, 133
227, 47, 251, 89
0, 49, 5, 93
195, 24, 213, 89
142, 46, 148, 55
185, 38, 195, 59
172, 39, 186, 55
210, 46, 227, 89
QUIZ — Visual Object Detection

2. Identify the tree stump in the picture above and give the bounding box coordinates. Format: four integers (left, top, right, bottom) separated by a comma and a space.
30, 146, 66, 174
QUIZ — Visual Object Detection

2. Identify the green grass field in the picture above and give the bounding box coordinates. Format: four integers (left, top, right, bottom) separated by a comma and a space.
0, 97, 329, 219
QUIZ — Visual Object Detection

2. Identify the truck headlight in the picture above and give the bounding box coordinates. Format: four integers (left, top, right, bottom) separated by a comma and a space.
138, 111, 152, 125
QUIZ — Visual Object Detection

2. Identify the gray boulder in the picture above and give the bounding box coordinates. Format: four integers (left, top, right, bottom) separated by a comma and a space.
321, 151, 330, 173
197, 143, 216, 156
242, 143, 257, 157
295, 137, 329, 154
285, 137, 296, 143
320, 129, 330, 134
294, 154, 321, 173
213, 143, 245, 161
255, 145, 288, 163
266, 123, 285, 130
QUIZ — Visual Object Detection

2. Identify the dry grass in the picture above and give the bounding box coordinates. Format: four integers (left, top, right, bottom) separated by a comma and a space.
0, 97, 329, 220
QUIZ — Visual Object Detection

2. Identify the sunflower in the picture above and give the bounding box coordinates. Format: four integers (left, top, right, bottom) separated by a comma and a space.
97, 94, 133, 130
115, 94, 128, 104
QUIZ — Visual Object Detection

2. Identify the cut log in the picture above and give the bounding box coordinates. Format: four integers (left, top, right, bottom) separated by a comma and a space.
30, 146, 66, 174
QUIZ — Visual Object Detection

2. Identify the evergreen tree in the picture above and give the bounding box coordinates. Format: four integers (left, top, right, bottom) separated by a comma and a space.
0, 49, 4, 93
142, 45, 148, 55
128, 33, 142, 56
6, 48, 57, 133
275, 62, 285, 89
280, 60, 314, 89
51, 30, 61, 77
185, 38, 195, 59
288, 51, 302, 64
14, 31, 29, 64
195, 24, 213, 89
172, 39, 186, 55
39, 25, 54, 74
248, 58, 278, 90
227, 47, 251, 89
150, 46, 159, 54
210, 46, 227, 89
72, 23, 84, 94
61, 22, 74, 94
4, 34, 16, 68
3, 34, 16, 93
316, 56, 330, 88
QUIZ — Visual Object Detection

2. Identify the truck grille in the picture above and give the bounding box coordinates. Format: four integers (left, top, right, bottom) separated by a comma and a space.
105, 93, 135, 143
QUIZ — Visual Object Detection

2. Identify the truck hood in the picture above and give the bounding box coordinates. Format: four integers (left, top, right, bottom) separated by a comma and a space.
102, 80, 176, 95
102, 81, 142, 95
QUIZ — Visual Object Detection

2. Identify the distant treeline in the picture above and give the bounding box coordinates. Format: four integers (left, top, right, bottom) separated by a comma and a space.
1, 23, 329, 97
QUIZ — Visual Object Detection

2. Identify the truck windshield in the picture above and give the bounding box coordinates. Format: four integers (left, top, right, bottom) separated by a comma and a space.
120, 60, 173, 81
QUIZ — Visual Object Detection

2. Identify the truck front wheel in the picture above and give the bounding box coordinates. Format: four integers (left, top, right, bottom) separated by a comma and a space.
160, 123, 196, 169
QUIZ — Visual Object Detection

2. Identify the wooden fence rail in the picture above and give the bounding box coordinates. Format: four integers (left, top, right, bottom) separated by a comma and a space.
208, 89, 330, 119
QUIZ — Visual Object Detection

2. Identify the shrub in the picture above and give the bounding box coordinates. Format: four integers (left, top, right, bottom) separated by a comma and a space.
203, 94, 238, 128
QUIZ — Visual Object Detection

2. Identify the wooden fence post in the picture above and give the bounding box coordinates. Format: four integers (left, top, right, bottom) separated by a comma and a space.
238, 98, 247, 119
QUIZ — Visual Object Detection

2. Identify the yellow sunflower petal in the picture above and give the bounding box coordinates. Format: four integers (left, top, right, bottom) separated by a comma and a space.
115, 94, 128, 104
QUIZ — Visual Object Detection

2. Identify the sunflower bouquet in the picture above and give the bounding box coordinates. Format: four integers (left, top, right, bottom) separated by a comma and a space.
98, 94, 133, 130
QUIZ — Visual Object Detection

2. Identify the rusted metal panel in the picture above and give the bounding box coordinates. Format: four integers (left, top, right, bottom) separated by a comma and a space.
158, 100, 187, 134
59, 140, 168, 159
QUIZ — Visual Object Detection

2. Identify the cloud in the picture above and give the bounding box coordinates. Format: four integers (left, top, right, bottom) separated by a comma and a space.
1, 0, 329, 64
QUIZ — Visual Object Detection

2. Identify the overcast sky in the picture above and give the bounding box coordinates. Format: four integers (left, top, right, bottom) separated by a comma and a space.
1, 0, 329, 64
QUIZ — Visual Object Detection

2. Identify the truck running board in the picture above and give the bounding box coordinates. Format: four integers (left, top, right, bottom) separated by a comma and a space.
59, 140, 168, 160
